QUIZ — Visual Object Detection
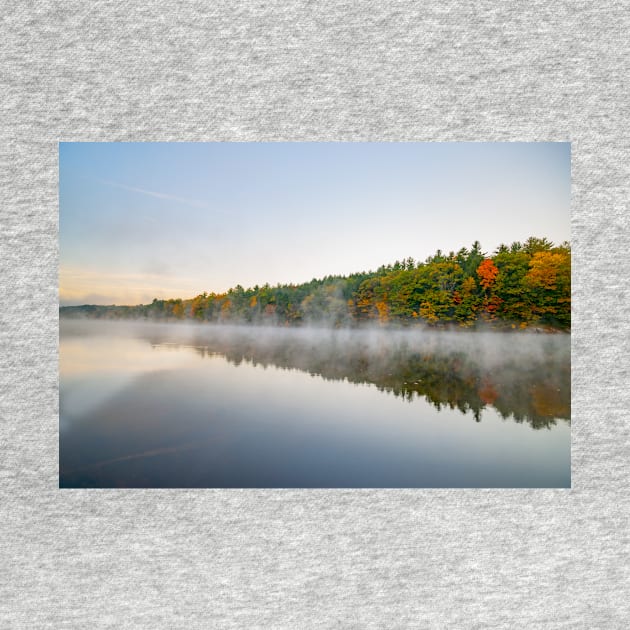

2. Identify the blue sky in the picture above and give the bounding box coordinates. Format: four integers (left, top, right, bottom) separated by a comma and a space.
59, 142, 570, 306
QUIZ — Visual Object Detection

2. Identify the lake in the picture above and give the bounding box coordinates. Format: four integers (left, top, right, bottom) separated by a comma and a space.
59, 320, 571, 488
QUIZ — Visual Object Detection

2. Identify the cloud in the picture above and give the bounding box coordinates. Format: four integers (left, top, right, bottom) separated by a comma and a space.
98, 179, 209, 209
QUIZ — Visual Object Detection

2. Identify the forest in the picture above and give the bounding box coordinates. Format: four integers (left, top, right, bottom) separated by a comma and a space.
60, 237, 571, 330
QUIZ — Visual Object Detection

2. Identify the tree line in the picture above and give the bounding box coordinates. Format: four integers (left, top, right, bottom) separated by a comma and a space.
60, 236, 571, 330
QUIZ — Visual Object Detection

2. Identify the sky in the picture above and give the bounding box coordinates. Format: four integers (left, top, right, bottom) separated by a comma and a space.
59, 142, 570, 306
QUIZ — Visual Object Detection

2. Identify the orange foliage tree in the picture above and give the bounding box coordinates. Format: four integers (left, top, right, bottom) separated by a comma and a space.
476, 259, 499, 291
476, 259, 501, 320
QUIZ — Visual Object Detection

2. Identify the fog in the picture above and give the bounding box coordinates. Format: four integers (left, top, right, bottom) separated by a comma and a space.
61, 319, 570, 428
60, 318, 569, 369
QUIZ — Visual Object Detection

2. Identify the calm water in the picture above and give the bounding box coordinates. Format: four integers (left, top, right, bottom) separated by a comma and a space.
59, 320, 571, 488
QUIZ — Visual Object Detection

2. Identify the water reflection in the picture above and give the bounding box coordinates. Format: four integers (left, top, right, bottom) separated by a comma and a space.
135, 325, 570, 430
59, 321, 571, 488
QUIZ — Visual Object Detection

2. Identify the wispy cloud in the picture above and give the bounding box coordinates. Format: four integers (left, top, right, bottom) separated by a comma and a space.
98, 178, 209, 209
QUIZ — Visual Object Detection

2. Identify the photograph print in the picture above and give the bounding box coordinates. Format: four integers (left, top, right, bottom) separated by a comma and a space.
59, 142, 571, 488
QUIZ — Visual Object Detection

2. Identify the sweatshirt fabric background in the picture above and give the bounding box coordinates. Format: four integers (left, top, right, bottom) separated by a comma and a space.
1, 2, 628, 628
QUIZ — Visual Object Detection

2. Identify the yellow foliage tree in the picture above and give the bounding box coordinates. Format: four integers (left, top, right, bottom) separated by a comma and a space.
375, 301, 389, 324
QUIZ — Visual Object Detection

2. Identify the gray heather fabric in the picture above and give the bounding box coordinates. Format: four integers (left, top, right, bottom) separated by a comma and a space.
1, 2, 628, 628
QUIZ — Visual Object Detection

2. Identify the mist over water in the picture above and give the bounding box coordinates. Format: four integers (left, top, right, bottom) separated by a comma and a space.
59, 320, 570, 488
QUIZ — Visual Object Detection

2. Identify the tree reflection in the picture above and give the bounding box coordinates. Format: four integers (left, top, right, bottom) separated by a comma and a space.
140, 328, 570, 430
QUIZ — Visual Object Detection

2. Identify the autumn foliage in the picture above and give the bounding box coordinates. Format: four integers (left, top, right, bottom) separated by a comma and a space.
61, 237, 571, 331
477, 259, 499, 290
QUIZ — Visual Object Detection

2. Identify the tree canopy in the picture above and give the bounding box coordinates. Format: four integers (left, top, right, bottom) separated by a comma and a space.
61, 237, 571, 331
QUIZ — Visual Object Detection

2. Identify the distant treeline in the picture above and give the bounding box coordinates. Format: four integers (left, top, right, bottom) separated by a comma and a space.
60, 237, 571, 330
